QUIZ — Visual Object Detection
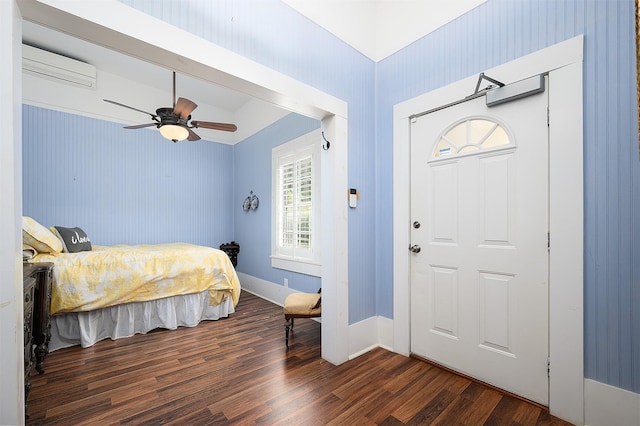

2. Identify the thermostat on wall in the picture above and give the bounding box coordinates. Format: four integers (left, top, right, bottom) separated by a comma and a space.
349, 188, 357, 208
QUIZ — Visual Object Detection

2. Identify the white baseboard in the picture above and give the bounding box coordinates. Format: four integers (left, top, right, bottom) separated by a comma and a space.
348, 317, 378, 359
348, 315, 395, 359
584, 379, 640, 426
237, 272, 296, 307
377, 315, 394, 351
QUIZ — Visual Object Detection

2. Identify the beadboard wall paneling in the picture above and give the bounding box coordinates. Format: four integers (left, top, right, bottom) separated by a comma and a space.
22, 105, 234, 248
377, 0, 639, 393
120, 0, 378, 323
233, 113, 321, 294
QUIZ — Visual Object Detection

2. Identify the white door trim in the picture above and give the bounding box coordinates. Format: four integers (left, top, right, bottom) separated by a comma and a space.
393, 35, 584, 425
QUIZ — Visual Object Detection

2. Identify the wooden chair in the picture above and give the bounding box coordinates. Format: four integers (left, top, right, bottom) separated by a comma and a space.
283, 289, 321, 349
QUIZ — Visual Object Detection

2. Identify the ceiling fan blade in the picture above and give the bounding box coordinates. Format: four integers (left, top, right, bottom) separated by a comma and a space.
173, 97, 198, 119
104, 99, 158, 120
187, 128, 201, 141
191, 121, 238, 132
123, 123, 158, 129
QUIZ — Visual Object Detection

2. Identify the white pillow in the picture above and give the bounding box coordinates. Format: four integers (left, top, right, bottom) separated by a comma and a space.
22, 216, 62, 254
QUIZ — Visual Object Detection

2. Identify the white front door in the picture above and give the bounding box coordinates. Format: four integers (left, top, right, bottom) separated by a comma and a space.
409, 87, 549, 404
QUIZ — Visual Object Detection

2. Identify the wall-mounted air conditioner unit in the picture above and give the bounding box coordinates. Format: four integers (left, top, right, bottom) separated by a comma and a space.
22, 44, 97, 89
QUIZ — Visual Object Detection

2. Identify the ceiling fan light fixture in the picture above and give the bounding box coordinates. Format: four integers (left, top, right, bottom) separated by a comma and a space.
159, 124, 189, 142
104, 72, 237, 143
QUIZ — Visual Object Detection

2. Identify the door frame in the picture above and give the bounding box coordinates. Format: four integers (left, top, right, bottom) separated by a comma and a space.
393, 36, 584, 425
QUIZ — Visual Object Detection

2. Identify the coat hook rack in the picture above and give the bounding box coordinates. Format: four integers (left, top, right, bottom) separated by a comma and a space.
322, 131, 331, 151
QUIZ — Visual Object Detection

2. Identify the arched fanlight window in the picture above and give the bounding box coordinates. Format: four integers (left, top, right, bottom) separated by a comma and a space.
432, 117, 512, 159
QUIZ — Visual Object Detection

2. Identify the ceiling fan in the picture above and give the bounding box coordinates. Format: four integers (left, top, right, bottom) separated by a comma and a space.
104, 72, 237, 142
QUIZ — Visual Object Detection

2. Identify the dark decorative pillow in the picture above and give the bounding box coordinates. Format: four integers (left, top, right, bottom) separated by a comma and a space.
51, 226, 92, 253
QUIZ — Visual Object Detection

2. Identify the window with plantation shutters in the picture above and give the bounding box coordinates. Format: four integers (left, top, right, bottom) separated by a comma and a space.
272, 130, 321, 276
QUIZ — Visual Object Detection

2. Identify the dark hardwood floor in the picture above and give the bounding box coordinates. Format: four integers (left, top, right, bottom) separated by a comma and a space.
27, 291, 572, 425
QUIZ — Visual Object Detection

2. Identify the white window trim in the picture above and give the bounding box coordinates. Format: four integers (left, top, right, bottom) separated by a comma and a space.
271, 256, 321, 277
271, 130, 321, 277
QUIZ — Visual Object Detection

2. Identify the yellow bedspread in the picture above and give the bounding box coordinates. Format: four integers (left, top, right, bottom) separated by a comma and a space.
31, 243, 241, 315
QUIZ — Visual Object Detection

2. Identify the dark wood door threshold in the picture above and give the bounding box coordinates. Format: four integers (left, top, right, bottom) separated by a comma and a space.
410, 353, 549, 412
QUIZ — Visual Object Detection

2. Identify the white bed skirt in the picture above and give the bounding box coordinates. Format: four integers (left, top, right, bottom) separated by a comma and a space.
49, 290, 235, 351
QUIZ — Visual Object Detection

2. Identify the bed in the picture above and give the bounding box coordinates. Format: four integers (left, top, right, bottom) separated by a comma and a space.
22, 217, 241, 351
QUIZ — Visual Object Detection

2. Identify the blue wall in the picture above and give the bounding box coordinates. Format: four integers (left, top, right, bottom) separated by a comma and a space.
23, 105, 235, 248
26, 0, 638, 394
233, 113, 321, 294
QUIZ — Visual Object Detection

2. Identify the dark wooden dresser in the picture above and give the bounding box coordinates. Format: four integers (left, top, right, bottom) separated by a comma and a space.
23, 262, 53, 417
24, 262, 54, 374
22, 268, 37, 417
34, 263, 54, 373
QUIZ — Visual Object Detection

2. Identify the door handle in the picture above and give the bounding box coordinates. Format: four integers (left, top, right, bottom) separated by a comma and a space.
409, 244, 421, 253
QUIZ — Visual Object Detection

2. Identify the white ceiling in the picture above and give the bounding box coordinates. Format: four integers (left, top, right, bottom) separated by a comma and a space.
20, 0, 486, 141
21, 20, 253, 113
282, 0, 487, 61
21, 20, 280, 144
